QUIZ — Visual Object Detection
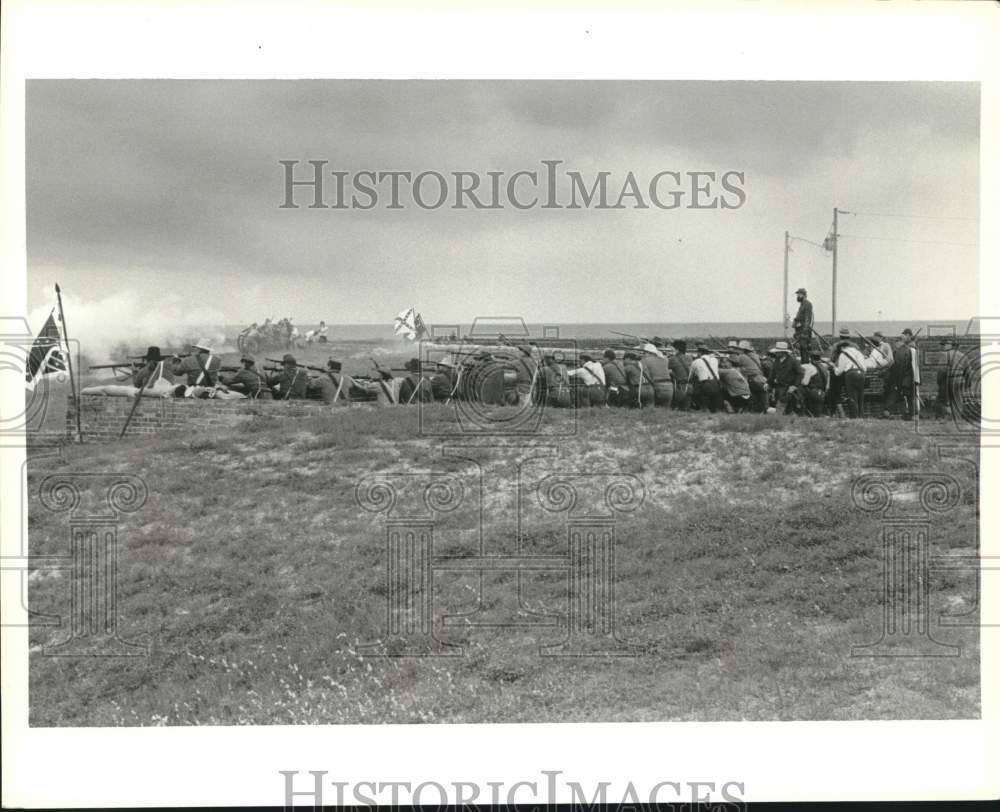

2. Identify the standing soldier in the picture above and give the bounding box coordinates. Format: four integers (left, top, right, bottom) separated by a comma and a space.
688, 344, 724, 413
640, 343, 674, 408
766, 340, 804, 414
171, 340, 221, 387
883, 329, 921, 420
601, 348, 629, 407
668, 340, 692, 410
221, 354, 271, 399
268, 353, 308, 400
399, 357, 433, 404
792, 287, 814, 363
934, 339, 964, 419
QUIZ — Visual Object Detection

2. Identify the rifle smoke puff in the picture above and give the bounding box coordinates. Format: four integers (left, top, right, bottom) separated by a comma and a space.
29, 286, 231, 363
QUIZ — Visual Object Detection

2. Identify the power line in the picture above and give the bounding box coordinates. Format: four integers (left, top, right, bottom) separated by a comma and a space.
839, 233, 977, 248
843, 210, 977, 222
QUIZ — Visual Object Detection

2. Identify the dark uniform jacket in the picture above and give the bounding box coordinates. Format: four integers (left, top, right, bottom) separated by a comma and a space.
431, 369, 457, 401
667, 353, 692, 384
732, 352, 766, 384
768, 354, 804, 388
133, 361, 174, 389
399, 373, 433, 404
793, 299, 814, 332
602, 358, 628, 388
224, 367, 270, 398
268, 367, 309, 399
172, 353, 221, 386
642, 354, 672, 383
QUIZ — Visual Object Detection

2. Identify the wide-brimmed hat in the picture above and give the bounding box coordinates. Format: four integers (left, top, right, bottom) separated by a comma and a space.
143, 346, 162, 362
640, 342, 664, 357
282, 353, 297, 366
727, 340, 739, 349
192, 339, 213, 353
770, 340, 791, 354
795, 287, 807, 295
902, 328, 914, 337
738, 339, 753, 351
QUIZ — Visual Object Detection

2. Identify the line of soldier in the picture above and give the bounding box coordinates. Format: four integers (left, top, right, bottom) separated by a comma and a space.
128, 329, 970, 419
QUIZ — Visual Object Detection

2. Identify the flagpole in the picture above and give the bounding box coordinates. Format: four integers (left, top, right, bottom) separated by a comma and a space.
54, 283, 82, 443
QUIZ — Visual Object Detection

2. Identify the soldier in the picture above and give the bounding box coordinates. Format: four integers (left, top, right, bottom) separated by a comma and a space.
831, 330, 867, 418
222, 354, 272, 399
399, 357, 433, 404
767, 340, 803, 414
883, 329, 921, 420
792, 287, 814, 363
668, 340, 692, 410
638, 343, 674, 407
732, 339, 768, 413
171, 340, 222, 387
268, 353, 308, 400
601, 348, 629, 407
132, 346, 174, 391
934, 338, 965, 419
622, 350, 652, 408
431, 356, 458, 402
718, 356, 751, 413
801, 350, 829, 416
540, 352, 572, 408
688, 344, 724, 413
567, 353, 607, 407
317, 359, 354, 405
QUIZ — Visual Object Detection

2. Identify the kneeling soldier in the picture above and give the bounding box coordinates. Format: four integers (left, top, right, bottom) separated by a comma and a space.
268, 353, 308, 400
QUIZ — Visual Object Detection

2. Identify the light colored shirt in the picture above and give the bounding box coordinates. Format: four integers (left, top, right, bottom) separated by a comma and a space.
834, 345, 866, 376
568, 360, 605, 386
801, 362, 818, 386
688, 354, 719, 383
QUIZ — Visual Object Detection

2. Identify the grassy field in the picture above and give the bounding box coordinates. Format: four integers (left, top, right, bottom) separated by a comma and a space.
27, 407, 980, 725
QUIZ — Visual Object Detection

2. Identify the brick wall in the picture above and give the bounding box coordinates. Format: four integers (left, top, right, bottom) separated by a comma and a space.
68, 394, 330, 442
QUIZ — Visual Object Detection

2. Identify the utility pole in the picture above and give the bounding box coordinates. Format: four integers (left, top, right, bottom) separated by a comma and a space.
831, 207, 839, 336
783, 230, 790, 333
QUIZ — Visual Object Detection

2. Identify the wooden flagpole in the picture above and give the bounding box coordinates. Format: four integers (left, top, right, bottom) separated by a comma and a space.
54, 283, 82, 442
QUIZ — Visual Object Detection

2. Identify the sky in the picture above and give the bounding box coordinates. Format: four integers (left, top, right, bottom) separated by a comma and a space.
26, 80, 979, 337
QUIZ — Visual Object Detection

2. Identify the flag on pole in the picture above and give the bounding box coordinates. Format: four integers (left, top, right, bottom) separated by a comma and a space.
25, 310, 68, 391
393, 306, 428, 341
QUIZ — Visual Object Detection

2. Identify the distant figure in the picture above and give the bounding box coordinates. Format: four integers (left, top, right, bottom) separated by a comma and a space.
792, 287, 814, 363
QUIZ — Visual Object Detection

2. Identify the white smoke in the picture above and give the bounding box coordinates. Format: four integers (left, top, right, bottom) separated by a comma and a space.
29, 286, 233, 363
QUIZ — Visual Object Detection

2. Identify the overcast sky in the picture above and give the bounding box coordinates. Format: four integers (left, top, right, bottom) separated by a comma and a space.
26, 80, 979, 328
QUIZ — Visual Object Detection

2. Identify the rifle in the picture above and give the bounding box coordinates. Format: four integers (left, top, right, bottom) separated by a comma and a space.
610, 330, 654, 344
707, 334, 731, 352
809, 327, 829, 350
89, 361, 141, 371
854, 330, 879, 350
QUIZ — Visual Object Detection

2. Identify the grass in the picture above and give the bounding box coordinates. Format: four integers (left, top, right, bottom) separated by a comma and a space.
26, 406, 980, 725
